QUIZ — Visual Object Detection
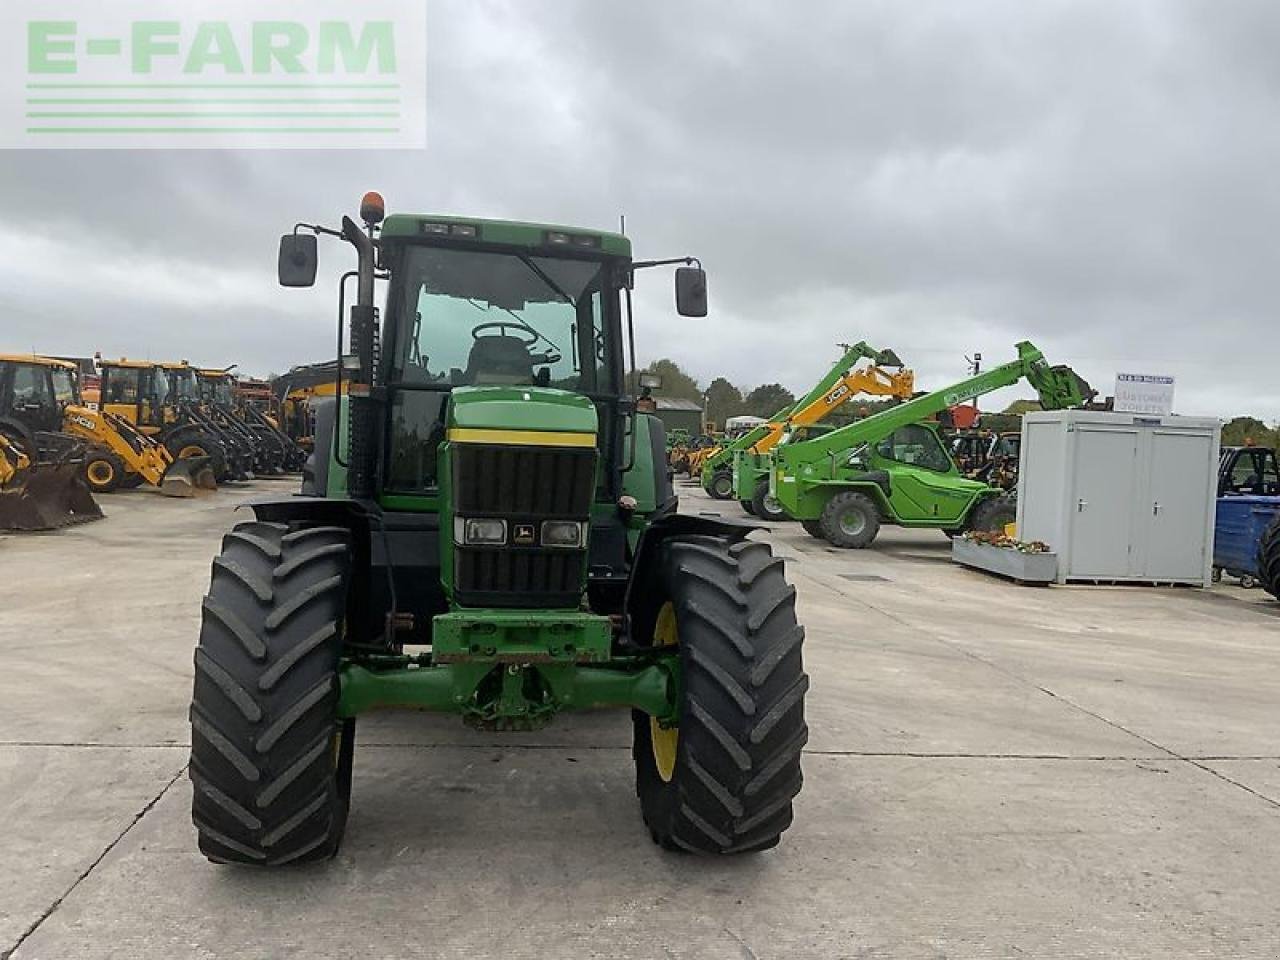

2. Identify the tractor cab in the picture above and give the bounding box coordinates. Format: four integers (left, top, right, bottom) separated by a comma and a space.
1219, 446, 1280, 497
853, 421, 985, 527
98, 360, 175, 432
195, 369, 237, 407
0, 354, 79, 440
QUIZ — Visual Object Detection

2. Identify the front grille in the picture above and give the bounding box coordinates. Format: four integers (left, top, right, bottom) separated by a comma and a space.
452, 443, 596, 608
454, 444, 596, 516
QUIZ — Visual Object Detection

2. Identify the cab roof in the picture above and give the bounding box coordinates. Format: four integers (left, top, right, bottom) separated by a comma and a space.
0, 353, 77, 370
380, 214, 631, 258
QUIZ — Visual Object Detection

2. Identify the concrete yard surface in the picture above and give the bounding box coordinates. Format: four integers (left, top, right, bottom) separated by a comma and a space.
2, 477, 1279, 959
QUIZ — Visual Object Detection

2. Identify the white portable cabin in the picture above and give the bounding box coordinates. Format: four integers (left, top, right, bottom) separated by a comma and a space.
1016, 410, 1219, 586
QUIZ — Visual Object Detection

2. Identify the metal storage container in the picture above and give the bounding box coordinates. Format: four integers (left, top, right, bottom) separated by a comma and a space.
1016, 411, 1220, 586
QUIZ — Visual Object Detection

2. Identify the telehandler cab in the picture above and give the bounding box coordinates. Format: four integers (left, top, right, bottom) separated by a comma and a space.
188, 195, 808, 865
770, 341, 1091, 547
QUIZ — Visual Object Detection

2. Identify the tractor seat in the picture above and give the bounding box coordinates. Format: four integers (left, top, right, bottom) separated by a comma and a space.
464, 335, 535, 385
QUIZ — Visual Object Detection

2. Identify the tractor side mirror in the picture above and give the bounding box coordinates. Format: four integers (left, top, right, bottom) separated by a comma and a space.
675, 267, 708, 317
278, 234, 318, 288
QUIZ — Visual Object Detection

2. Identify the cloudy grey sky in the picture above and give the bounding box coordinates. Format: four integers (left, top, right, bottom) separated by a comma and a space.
4, 0, 1280, 418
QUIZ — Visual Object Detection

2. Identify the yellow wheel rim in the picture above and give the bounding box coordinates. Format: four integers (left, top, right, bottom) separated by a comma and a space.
87, 460, 114, 485
650, 601, 679, 783
178, 445, 208, 460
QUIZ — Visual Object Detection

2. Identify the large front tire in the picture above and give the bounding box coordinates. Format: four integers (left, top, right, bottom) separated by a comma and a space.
1259, 515, 1280, 601
189, 521, 354, 866
633, 536, 808, 854
751, 479, 789, 522
708, 469, 734, 500
819, 491, 881, 548
82, 448, 123, 494
167, 431, 229, 483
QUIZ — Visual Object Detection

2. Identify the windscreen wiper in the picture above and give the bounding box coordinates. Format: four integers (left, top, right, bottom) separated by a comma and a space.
518, 255, 578, 309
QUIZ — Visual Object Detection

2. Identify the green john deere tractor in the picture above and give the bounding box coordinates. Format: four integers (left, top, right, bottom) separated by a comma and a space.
188, 194, 808, 864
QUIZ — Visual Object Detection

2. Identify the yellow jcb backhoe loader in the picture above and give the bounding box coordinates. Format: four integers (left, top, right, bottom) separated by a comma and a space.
0, 355, 214, 499
0, 375, 104, 531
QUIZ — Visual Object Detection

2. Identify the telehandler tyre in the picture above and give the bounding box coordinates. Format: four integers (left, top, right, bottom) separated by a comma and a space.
82, 449, 124, 494
751, 479, 789, 522
801, 519, 824, 540
820, 491, 880, 548
1259, 515, 1280, 601
966, 494, 1016, 535
633, 535, 808, 854
709, 469, 734, 500
739, 499, 755, 516
189, 521, 355, 866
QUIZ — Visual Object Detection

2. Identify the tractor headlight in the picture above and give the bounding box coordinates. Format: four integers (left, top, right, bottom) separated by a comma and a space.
540, 520, 585, 548
459, 518, 507, 545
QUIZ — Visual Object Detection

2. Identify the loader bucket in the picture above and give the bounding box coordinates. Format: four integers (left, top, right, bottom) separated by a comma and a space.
0, 463, 104, 531
159, 456, 218, 498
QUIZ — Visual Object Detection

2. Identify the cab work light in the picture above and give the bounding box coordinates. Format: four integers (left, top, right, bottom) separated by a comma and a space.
420, 222, 480, 238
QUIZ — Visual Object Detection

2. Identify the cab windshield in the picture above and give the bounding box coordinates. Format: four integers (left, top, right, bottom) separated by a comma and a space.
391, 245, 613, 392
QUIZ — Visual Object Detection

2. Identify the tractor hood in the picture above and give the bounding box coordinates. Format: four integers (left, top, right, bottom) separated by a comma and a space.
447, 386, 598, 436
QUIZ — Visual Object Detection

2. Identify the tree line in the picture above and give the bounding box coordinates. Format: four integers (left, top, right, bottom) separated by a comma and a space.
629, 359, 798, 425
632, 359, 1279, 446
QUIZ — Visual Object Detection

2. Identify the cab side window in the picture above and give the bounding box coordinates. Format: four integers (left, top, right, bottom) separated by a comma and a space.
875, 424, 952, 472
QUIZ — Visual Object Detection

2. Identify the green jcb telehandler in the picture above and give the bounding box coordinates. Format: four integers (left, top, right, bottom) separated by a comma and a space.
188, 194, 808, 865
770, 341, 1091, 548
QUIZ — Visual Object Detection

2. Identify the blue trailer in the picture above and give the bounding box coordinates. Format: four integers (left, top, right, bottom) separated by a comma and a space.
1214, 495, 1280, 587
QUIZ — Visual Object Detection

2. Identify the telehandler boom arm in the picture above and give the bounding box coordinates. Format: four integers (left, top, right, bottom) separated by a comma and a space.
774, 340, 1090, 476
705, 341, 905, 474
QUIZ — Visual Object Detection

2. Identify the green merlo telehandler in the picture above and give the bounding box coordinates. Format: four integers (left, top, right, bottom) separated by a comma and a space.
770, 341, 1091, 547
188, 194, 808, 864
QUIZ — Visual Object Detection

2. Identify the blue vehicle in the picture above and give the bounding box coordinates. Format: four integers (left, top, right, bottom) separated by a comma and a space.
1214, 447, 1280, 597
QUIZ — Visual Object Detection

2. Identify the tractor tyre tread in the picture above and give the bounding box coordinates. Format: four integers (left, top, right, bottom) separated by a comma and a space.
1258, 514, 1280, 600
189, 520, 353, 866
801, 520, 825, 540
634, 535, 807, 854
751, 479, 789, 522
819, 491, 880, 549
709, 469, 734, 500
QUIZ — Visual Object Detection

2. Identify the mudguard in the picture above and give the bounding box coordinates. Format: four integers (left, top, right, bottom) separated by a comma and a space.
623, 510, 760, 648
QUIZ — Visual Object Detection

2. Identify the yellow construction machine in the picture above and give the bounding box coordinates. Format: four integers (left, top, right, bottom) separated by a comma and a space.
0, 363, 104, 530
0, 355, 213, 499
